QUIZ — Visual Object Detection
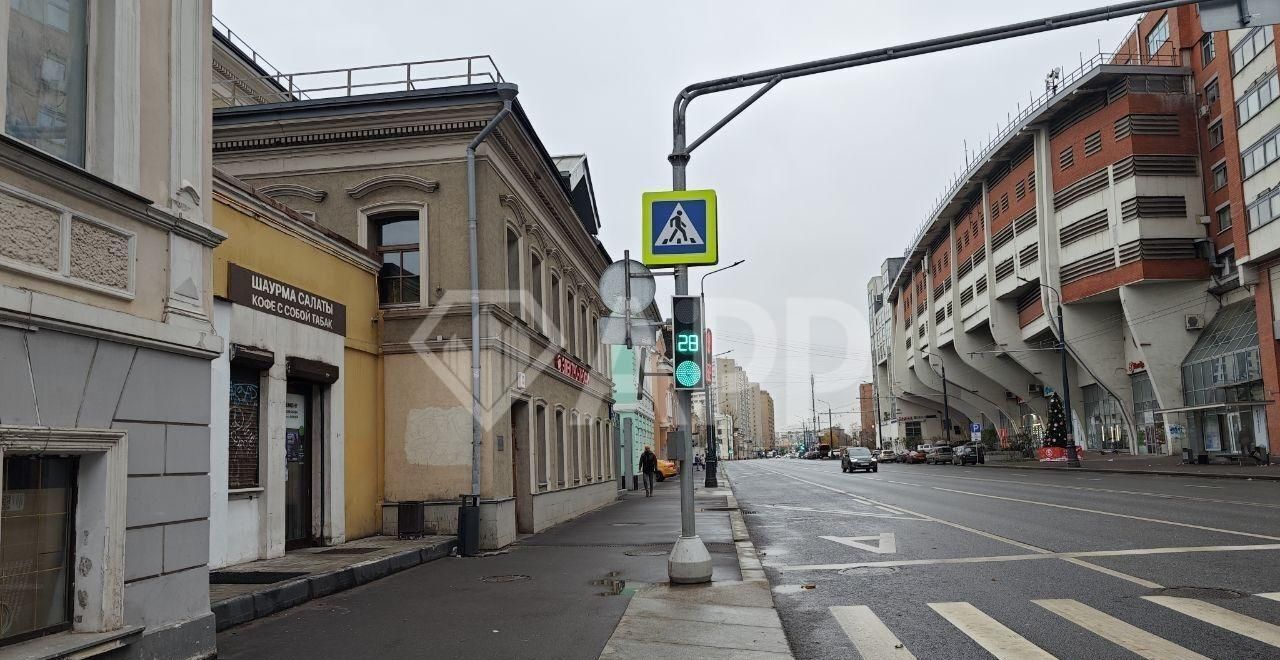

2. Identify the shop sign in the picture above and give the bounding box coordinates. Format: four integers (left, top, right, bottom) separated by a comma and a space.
1037, 446, 1079, 462
228, 263, 347, 335
555, 353, 590, 386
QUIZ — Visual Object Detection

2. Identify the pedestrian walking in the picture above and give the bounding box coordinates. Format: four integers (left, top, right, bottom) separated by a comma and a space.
639, 446, 658, 496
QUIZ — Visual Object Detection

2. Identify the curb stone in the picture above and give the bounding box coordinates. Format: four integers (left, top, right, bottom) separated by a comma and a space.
212, 537, 457, 631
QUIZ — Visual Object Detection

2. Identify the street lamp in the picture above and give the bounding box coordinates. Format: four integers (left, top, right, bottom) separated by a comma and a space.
1017, 276, 1080, 468
700, 259, 746, 487
919, 349, 953, 446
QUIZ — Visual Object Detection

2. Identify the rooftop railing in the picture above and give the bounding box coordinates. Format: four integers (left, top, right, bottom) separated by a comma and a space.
214, 55, 505, 107
897, 49, 1182, 265
213, 16, 293, 87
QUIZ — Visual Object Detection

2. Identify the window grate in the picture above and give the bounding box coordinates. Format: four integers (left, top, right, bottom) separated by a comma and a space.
1059, 146, 1075, 170
992, 225, 1016, 251
995, 258, 1015, 281
1062, 250, 1116, 283
1059, 209, 1109, 246
1013, 209, 1037, 235
1018, 243, 1039, 267
1052, 168, 1109, 210
960, 287, 975, 306
971, 249, 986, 267
1112, 155, 1198, 181
1015, 179, 1026, 200
1119, 196, 1187, 222
974, 275, 988, 295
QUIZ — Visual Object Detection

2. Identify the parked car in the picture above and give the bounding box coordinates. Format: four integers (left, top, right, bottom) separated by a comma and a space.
877, 449, 897, 462
953, 444, 979, 465
904, 445, 932, 464
804, 450, 821, 459
841, 446, 878, 472
655, 459, 679, 481
830, 449, 842, 459
926, 445, 955, 464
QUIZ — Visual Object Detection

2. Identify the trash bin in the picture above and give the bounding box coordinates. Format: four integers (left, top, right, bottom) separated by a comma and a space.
397, 501, 424, 540
458, 494, 480, 557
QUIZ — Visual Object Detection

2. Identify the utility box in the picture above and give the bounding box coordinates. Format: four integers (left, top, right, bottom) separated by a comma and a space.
458, 495, 480, 556
397, 502, 424, 540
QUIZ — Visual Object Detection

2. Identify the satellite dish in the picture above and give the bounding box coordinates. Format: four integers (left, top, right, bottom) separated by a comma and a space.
599, 259, 656, 314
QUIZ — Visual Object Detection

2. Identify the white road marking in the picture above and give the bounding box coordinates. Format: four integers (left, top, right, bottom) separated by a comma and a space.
865, 471, 1280, 510
761, 503, 922, 521
928, 601, 1056, 659
1258, 592, 1280, 602
820, 533, 897, 554
1144, 596, 1280, 648
752, 465, 1163, 587
1059, 558, 1162, 589
1033, 599, 1209, 660
830, 605, 916, 659
890, 479, 1280, 542
1184, 485, 1222, 489
779, 543, 1280, 572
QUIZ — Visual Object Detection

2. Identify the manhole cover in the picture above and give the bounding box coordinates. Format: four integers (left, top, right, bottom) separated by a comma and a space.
839, 566, 899, 577
624, 549, 669, 557
313, 547, 384, 555
1153, 586, 1248, 599
480, 574, 532, 583
210, 570, 309, 585
742, 510, 758, 514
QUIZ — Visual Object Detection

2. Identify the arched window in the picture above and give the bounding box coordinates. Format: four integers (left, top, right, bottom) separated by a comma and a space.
570, 411, 581, 483
506, 227, 521, 318
554, 408, 566, 488
530, 252, 544, 332
535, 404, 549, 489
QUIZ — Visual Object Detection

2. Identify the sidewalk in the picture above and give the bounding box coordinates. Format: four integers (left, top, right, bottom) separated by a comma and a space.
216, 472, 780, 660
982, 452, 1280, 480
597, 468, 793, 660
210, 534, 456, 630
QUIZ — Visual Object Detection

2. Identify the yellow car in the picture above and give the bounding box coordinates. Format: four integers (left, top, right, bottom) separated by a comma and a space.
655, 459, 679, 481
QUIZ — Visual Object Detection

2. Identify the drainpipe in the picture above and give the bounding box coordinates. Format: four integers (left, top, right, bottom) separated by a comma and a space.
462, 85, 518, 557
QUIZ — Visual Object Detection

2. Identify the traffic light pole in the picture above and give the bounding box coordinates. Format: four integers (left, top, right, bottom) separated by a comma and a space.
667, 152, 712, 584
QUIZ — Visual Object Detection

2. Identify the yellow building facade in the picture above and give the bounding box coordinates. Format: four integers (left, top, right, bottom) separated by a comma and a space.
208, 170, 382, 568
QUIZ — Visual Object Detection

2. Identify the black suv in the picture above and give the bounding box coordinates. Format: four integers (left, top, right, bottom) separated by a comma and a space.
925, 445, 955, 464
952, 444, 978, 465
842, 447, 878, 473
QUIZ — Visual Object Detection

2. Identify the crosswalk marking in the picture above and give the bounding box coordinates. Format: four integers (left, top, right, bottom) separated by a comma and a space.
1144, 596, 1280, 648
1259, 592, 1280, 602
1033, 599, 1209, 660
928, 602, 1056, 659
829, 606, 916, 659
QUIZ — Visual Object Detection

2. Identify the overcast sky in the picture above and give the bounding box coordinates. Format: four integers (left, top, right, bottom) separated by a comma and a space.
214, 0, 1137, 433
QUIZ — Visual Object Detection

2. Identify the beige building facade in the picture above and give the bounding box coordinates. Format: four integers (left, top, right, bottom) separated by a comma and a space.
211, 76, 616, 549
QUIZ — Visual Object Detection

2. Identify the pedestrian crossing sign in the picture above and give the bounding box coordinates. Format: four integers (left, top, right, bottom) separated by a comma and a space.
641, 189, 718, 267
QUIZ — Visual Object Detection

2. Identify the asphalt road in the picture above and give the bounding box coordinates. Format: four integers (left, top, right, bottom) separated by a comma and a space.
726, 458, 1280, 660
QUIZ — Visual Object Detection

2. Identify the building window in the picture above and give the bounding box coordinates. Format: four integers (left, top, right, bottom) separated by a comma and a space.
530, 252, 543, 332
549, 273, 562, 343
1236, 71, 1280, 127
1248, 187, 1280, 230
566, 291, 577, 355
4, 0, 89, 165
1209, 119, 1224, 148
1145, 13, 1169, 59
1242, 127, 1280, 179
554, 409, 566, 487
535, 405, 548, 488
505, 228, 521, 318
570, 412, 580, 483
0, 455, 77, 645
1206, 78, 1221, 105
1218, 247, 1238, 280
1232, 26, 1274, 74
228, 366, 262, 489
371, 213, 420, 305
1218, 204, 1233, 232
905, 421, 922, 440
1213, 162, 1228, 190
578, 304, 588, 363
1202, 33, 1216, 66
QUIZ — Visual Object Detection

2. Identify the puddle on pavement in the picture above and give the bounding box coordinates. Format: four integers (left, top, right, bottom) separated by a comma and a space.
592, 571, 626, 595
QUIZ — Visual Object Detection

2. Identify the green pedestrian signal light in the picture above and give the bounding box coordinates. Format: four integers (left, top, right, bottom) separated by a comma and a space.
671, 295, 704, 391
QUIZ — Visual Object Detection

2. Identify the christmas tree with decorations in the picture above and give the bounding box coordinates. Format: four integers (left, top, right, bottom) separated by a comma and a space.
1043, 393, 1068, 448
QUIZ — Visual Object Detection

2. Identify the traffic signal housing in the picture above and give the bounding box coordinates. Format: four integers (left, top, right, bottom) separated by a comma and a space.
671, 295, 704, 391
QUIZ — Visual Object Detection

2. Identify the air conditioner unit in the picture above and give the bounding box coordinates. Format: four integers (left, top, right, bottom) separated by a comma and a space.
1028, 383, 1043, 396
1185, 314, 1205, 331
1197, 215, 1212, 225
1198, 104, 1210, 118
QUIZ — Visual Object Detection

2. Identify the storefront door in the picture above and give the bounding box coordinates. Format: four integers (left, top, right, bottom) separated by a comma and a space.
285, 384, 313, 549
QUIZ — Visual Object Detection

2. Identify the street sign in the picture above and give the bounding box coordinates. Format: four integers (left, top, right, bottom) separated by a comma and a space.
642, 190, 719, 267
671, 295, 705, 390
599, 259, 656, 314
1199, 0, 1280, 31
970, 423, 982, 442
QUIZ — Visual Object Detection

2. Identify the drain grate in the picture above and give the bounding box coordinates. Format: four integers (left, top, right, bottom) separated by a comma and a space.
313, 547, 385, 555
1153, 586, 1248, 599
480, 574, 532, 583
210, 570, 309, 585
839, 566, 898, 577
624, 549, 669, 557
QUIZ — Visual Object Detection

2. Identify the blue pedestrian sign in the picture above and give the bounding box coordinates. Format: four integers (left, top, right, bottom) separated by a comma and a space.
641, 189, 719, 267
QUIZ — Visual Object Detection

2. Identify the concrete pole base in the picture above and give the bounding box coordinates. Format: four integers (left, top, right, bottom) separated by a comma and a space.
668, 535, 713, 584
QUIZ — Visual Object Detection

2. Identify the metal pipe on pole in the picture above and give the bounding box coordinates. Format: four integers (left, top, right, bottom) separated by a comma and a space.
462, 86, 517, 557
